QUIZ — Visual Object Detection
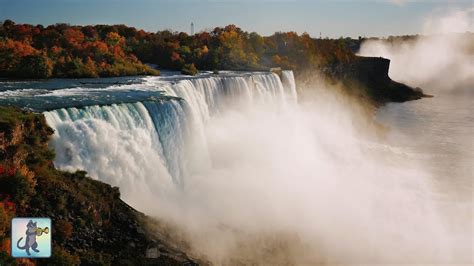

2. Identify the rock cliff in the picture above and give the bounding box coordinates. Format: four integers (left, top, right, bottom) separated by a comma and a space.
325, 56, 427, 104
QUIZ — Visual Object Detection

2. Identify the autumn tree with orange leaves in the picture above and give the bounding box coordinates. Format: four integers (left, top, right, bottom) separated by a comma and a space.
0, 19, 355, 78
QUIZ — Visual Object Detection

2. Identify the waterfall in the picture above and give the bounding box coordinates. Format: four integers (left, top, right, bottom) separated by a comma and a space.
281, 70, 298, 103
41, 70, 457, 263
44, 72, 297, 203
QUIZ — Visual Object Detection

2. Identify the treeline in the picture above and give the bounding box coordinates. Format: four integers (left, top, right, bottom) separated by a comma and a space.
0, 20, 356, 78
0, 20, 158, 78
131, 24, 355, 72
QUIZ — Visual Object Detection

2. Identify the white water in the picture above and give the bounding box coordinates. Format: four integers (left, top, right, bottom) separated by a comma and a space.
44, 72, 293, 200
43, 70, 469, 264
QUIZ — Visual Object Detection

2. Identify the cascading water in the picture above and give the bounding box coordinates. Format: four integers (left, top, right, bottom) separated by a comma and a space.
36, 69, 465, 264
281, 70, 298, 102
44, 72, 295, 203
43, 102, 176, 196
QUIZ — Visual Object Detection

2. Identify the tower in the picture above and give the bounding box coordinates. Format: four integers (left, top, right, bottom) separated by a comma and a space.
191, 22, 194, 35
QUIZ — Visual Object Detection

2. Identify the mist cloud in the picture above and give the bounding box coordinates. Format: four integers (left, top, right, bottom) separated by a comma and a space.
134, 85, 462, 264
358, 8, 474, 93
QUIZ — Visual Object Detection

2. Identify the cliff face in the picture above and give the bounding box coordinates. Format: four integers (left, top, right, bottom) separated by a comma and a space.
322, 56, 426, 104
348, 56, 390, 81
0, 107, 197, 265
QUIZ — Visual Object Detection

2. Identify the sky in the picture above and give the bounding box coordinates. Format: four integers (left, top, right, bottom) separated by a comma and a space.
0, 0, 472, 38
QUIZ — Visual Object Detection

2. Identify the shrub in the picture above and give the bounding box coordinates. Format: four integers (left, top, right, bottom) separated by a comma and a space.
46, 246, 80, 266
181, 63, 198, 76
55, 220, 73, 243
0, 207, 9, 237
0, 172, 36, 206
79, 250, 112, 265
0, 251, 16, 266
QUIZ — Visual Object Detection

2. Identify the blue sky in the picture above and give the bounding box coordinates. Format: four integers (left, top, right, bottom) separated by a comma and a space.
0, 0, 472, 37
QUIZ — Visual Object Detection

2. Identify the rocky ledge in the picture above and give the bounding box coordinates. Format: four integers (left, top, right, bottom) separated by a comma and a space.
323, 56, 429, 104
0, 107, 198, 265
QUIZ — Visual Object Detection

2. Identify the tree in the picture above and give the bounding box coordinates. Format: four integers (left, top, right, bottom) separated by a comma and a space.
2, 19, 15, 28
17, 54, 53, 78
62, 28, 85, 47
106, 32, 125, 47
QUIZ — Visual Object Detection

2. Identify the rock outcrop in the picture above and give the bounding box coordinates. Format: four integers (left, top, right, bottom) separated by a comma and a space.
322, 56, 427, 104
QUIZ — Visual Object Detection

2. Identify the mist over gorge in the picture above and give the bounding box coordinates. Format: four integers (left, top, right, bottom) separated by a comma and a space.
0, 3, 472, 265
359, 8, 474, 94
358, 9, 473, 265
40, 70, 469, 264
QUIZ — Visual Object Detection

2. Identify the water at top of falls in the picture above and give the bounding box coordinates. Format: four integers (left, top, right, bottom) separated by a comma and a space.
0, 71, 294, 112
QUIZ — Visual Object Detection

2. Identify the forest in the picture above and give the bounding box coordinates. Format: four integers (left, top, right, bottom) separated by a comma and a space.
0, 20, 356, 78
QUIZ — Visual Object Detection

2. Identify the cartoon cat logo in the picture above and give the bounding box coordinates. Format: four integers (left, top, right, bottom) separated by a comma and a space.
12, 218, 51, 258
16, 220, 41, 256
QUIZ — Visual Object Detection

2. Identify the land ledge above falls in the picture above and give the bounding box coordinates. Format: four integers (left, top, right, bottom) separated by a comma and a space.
319, 56, 431, 104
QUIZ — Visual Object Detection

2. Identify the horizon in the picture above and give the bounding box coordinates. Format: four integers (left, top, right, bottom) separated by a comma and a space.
1, 0, 473, 38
